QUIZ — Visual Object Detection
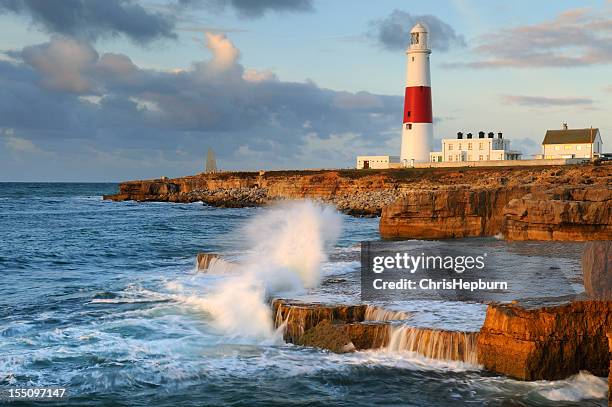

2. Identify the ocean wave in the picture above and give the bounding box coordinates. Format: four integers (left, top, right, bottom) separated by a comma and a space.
534, 371, 608, 402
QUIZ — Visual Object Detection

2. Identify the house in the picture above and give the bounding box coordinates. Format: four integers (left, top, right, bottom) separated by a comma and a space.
429, 131, 521, 163
539, 125, 603, 160
356, 155, 400, 169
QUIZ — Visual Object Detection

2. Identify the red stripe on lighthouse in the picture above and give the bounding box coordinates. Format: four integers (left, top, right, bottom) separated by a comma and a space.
403, 86, 432, 124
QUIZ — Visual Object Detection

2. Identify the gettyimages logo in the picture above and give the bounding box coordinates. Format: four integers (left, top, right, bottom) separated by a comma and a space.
372, 252, 487, 274
360, 241, 577, 302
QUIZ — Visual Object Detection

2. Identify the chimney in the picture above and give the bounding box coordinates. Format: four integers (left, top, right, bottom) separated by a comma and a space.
478, 131, 485, 139
467, 132, 473, 139
498, 132, 503, 139
488, 132, 494, 138
562, 122, 568, 130
457, 132, 463, 139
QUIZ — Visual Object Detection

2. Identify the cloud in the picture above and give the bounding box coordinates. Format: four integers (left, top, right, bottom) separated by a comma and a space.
242, 68, 277, 83
202, 32, 239, 72
20, 37, 98, 92
0, 0, 176, 43
0, 0, 314, 44
369, 9, 466, 52
2, 129, 44, 154
453, 8, 612, 68
604, 85, 612, 93
501, 94, 594, 107
332, 91, 384, 109
187, 0, 314, 18
0, 34, 402, 179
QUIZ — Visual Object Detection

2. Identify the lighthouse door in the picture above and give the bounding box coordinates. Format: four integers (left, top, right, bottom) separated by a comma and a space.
363, 160, 370, 169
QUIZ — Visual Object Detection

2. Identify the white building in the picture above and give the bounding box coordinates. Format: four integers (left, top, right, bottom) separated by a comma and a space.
429, 132, 521, 163
356, 155, 400, 169
539, 125, 602, 160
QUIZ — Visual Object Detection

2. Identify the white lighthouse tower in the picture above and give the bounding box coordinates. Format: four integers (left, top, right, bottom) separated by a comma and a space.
400, 23, 433, 165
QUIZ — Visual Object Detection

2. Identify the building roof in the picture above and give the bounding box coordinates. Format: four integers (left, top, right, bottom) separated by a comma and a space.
542, 128, 599, 145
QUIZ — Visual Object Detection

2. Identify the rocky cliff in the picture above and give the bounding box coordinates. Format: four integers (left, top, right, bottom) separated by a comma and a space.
477, 301, 612, 380
503, 187, 612, 241
105, 164, 612, 238
379, 164, 611, 240
105, 165, 612, 222
379, 186, 532, 239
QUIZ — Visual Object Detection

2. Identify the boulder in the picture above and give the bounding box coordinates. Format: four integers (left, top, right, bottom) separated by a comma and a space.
477, 301, 612, 380
583, 241, 612, 300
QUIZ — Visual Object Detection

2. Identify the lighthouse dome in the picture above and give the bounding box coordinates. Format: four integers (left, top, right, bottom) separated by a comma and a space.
410, 22, 428, 33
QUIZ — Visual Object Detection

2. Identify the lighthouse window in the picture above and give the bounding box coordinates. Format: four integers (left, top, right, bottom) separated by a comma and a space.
406, 123, 412, 130
412, 57, 415, 62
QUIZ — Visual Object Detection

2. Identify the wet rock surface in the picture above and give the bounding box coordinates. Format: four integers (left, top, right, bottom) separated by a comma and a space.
273, 299, 612, 382
272, 299, 476, 360
477, 301, 612, 380
196, 253, 219, 270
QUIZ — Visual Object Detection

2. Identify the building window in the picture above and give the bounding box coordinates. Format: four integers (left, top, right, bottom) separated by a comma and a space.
458, 143, 461, 150
468, 155, 472, 161
468, 143, 472, 150
564, 145, 572, 150
448, 155, 453, 161
412, 57, 415, 62
449, 144, 453, 150
555, 145, 560, 151
479, 155, 483, 160
479, 143, 483, 150
577, 145, 582, 150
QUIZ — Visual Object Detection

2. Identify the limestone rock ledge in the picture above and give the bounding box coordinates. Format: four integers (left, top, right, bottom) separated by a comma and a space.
583, 241, 612, 300
104, 164, 612, 223
271, 299, 477, 361
502, 187, 612, 241
477, 301, 612, 381
379, 186, 531, 239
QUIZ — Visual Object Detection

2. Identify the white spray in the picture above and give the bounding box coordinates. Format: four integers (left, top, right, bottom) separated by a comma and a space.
191, 200, 342, 339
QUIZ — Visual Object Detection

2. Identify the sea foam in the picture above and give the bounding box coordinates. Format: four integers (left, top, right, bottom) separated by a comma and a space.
182, 200, 342, 339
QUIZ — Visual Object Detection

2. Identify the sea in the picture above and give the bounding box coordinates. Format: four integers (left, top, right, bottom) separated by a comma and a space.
0, 183, 607, 406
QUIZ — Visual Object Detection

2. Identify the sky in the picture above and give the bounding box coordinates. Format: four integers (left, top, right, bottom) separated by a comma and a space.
0, 0, 611, 181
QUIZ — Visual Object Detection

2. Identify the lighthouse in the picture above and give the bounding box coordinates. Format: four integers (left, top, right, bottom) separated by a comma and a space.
400, 23, 433, 164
